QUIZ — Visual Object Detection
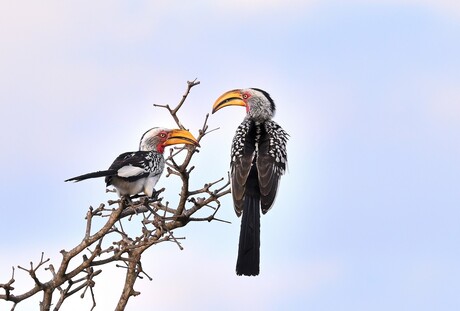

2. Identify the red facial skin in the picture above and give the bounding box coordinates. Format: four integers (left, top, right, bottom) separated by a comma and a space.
156, 131, 169, 153
241, 91, 252, 113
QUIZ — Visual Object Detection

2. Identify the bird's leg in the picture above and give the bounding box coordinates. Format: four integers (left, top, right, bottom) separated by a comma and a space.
121, 195, 133, 207
150, 189, 160, 201
148, 187, 166, 203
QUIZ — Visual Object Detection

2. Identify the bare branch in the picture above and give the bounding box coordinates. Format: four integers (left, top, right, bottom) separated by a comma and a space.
153, 78, 200, 129
0, 267, 15, 301
0, 79, 230, 311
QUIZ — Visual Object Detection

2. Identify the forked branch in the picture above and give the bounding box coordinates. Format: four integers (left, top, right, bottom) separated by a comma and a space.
0, 80, 230, 311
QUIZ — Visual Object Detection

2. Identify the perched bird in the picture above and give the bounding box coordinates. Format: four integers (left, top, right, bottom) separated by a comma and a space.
213, 88, 289, 276
65, 127, 199, 198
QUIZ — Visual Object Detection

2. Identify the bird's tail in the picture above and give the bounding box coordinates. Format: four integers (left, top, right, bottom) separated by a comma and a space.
65, 170, 115, 182
236, 194, 260, 276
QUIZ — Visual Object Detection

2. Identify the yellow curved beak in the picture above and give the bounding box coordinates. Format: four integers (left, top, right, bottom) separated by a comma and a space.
212, 89, 246, 114
164, 129, 200, 147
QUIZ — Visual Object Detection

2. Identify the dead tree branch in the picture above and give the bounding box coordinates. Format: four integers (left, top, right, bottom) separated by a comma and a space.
153, 78, 200, 129
0, 80, 230, 311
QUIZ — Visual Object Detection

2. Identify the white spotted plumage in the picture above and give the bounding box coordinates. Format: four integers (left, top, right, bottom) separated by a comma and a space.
231, 119, 288, 177
213, 87, 289, 276
108, 150, 165, 197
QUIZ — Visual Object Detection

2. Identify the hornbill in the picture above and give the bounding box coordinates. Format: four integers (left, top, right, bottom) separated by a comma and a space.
65, 127, 199, 198
213, 88, 289, 276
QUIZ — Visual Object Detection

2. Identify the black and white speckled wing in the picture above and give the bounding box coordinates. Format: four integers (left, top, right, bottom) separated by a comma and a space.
230, 119, 256, 216
256, 120, 289, 214
105, 151, 164, 184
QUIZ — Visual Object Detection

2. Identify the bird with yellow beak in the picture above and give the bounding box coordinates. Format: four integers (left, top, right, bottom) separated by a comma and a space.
213, 88, 289, 276
66, 127, 199, 199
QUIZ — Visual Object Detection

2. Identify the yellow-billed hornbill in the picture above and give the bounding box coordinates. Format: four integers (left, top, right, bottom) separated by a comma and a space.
213, 88, 289, 276
65, 128, 199, 198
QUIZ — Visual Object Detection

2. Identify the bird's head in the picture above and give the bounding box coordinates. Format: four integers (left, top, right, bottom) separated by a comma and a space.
212, 88, 276, 122
139, 127, 200, 153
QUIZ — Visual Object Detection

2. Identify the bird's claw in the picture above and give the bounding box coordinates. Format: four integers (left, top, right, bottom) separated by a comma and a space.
121, 195, 133, 207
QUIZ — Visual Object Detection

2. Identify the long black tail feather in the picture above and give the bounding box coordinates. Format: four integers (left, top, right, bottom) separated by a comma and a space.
65, 170, 115, 182
236, 194, 260, 276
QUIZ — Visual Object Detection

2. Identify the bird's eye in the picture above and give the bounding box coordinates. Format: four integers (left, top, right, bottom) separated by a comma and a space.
242, 94, 249, 99
160, 133, 167, 138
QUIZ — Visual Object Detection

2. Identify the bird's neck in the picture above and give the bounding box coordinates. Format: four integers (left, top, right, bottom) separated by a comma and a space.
247, 98, 274, 122
246, 114, 270, 124
247, 108, 273, 123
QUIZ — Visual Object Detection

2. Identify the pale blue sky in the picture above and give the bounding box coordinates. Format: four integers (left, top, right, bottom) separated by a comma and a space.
1, 1, 459, 310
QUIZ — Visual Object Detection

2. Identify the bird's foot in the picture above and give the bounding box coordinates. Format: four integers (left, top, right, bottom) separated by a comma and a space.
147, 188, 165, 203
120, 195, 133, 207
150, 189, 160, 201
